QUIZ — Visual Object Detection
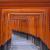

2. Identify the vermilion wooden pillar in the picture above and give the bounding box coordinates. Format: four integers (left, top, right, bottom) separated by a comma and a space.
0, 9, 2, 46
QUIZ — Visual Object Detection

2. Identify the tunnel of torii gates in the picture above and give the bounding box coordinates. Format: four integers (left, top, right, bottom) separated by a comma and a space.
0, 7, 50, 49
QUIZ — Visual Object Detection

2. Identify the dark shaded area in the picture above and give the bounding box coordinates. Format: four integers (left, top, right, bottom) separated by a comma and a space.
0, 39, 11, 50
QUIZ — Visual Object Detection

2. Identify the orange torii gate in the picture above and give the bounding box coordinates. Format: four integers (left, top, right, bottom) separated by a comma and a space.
0, 8, 50, 49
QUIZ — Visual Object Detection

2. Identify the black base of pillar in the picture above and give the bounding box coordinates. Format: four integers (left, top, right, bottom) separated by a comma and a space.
0, 39, 11, 50
33, 37, 49, 50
